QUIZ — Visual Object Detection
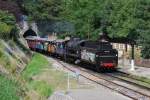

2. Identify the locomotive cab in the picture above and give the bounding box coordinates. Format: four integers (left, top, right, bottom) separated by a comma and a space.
66, 38, 86, 59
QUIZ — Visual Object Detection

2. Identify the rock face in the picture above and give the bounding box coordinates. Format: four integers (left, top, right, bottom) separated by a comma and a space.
0, 39, 31, 75
20, 20, 38, 36
135, 59, 150, 68
0, 0, 31, 75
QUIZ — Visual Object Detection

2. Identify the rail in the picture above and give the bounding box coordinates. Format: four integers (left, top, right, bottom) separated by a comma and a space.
55, 59, 150, 100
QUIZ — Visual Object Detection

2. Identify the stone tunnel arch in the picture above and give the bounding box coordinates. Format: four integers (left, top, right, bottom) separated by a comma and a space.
23, 28, 37, 38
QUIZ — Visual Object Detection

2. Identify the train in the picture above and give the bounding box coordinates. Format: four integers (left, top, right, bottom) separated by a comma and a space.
26, 36, 118, 72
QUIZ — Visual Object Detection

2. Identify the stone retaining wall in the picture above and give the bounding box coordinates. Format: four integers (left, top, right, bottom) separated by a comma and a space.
135, 59, 150, 68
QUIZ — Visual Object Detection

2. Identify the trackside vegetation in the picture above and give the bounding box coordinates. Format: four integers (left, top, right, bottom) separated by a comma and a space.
22, 53, 53, 99
22, 53, 49, 80
0, 76, 21, 100
0, 10, 17, 40
30, 80, 53, 97
22, 53, 78, 99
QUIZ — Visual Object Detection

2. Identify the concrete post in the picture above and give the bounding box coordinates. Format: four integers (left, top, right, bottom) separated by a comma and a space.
67, 72, 70, 92
122, 50, 125, 67
130, 44, 135, 71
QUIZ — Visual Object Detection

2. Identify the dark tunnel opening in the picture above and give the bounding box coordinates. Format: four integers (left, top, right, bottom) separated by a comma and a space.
23, 28, 37, 38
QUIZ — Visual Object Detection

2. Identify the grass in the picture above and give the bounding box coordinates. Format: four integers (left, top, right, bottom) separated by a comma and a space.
0, 41, 55, 99
22, 53, 83, 99
0, 75, 20, 100
22, 53, 78, 98
22, 53, 53, 99
30, 80, 53, 97
35, 68, 79, 91
0, 51, 87, 100
22, 53, 49, 80
130, 75, 150, 84
117, 75, 150, 88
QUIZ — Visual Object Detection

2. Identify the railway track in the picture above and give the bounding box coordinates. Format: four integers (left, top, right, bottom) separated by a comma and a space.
54, 58, 150, 100
106, 71, 150, 90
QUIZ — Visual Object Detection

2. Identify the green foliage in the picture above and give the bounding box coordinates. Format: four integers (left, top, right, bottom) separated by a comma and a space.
23, 0, 63, 21
0, 10, 16, 25
58, 32, 71, 39
62, 0, 138, 38
22, 53, 53, 98
136, 0, 150, 58
61, 0, 100, 39
22, 53, 49, 80
140, 33, 150, 59
22, 0, 150, 58
0, 76, 20, 100
0, 22, 12, 39
0, 10, 16, 40
30, 81, 53, 97
61, 0, 150, 58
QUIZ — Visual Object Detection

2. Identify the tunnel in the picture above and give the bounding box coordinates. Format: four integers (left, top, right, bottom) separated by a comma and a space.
23, 28, 37, 38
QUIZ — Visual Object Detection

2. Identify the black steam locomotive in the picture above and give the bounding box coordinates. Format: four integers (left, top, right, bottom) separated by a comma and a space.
26, 36, 118, 72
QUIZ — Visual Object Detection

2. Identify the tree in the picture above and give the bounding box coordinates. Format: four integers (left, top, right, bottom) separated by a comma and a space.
22, 0, 63, 21
61, 0, 103, 39
21, 0, 150, 58
61, 0, 150, 58
0, 10, 16, 40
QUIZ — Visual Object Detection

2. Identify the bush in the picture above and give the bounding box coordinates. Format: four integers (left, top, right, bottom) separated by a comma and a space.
0, 22, 12, 39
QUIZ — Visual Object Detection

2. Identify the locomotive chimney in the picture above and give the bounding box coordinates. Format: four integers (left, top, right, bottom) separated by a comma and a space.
98, 32, 108, 42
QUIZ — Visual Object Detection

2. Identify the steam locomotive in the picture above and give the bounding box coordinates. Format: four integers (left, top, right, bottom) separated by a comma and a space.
26, 36, 118, 72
